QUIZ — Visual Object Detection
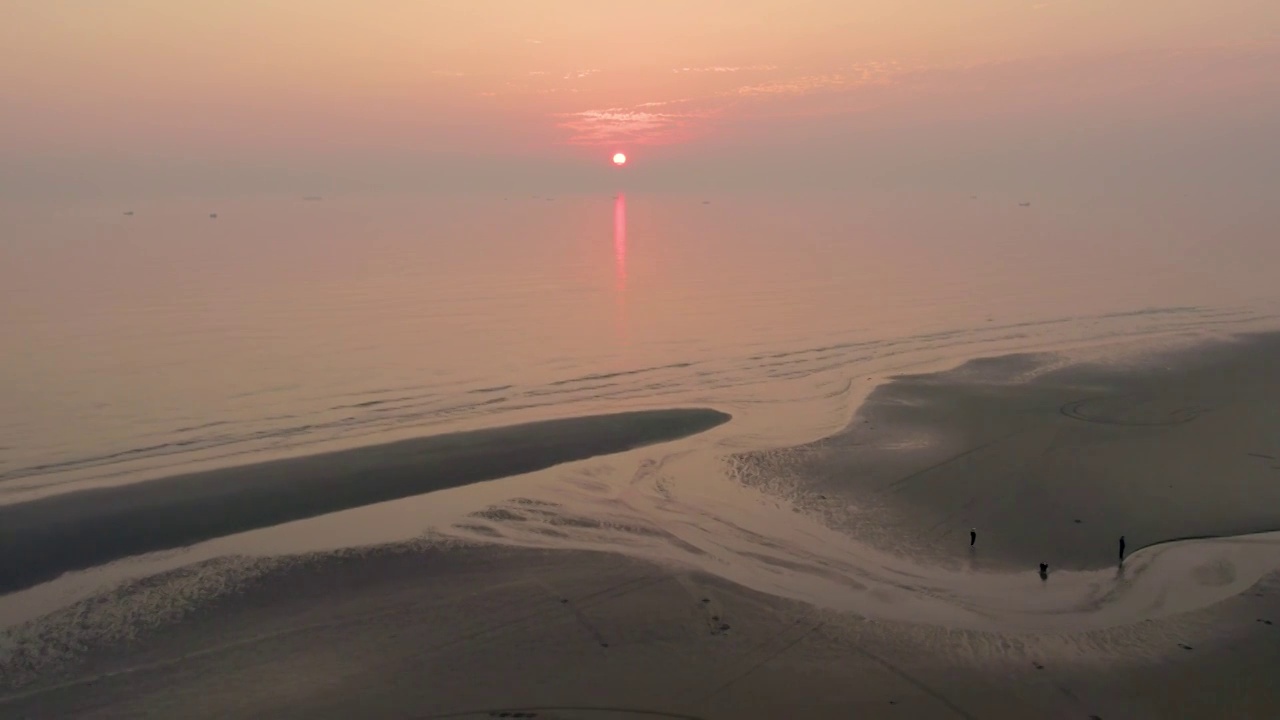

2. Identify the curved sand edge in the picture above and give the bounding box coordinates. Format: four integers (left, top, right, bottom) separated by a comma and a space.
734, 331, 1280, 571
0, 408, 731, 595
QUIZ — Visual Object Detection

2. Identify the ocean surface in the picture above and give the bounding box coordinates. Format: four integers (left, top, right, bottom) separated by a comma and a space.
4, 187, 1279, 506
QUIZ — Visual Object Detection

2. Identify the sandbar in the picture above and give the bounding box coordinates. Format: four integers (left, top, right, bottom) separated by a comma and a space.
742, 332, 1280, 571
0, 408, 730, 594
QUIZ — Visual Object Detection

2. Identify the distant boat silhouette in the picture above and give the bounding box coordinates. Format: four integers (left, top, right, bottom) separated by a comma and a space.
209, 213, 218, 218
1018, 201, 1031, 207
123, 211, 134, 216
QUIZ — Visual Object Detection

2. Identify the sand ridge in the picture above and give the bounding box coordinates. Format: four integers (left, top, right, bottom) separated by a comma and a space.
0, 409, 730, 594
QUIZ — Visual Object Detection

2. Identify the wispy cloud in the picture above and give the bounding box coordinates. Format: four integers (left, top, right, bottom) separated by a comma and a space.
543, 47, 1280, 152
431, 70, 466, 77
672, 64, 778, 73
557, 106, 707, 146
730, 62, 903, 96
552, 61, 910, 146
731, 73, 848, 96
525, 38, 543, 44
635, 99, 692, 108
563, 69, 601, 80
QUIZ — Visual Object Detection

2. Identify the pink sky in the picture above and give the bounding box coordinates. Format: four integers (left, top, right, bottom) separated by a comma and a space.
2, 1, 1278, 197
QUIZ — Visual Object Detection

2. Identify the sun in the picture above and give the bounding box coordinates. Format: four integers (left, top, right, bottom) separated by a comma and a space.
612, 152, 627, 166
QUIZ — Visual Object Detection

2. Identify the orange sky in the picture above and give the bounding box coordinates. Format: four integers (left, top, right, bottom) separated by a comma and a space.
2, 1, 1278, 196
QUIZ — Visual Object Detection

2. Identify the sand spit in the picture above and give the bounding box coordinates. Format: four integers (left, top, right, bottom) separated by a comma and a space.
0, 409, 730, 594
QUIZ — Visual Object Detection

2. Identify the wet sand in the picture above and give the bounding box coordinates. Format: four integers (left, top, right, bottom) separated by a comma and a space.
745, 332, 1280, 571
0, 408, 730, 594
4, 334, 1280, 718
4, 544, 1280, 719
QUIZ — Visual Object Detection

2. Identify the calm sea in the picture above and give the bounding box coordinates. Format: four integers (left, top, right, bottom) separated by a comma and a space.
3, 188, 1278, 503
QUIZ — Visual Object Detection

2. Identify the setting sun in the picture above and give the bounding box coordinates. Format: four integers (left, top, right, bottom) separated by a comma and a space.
612, 152, 627, 166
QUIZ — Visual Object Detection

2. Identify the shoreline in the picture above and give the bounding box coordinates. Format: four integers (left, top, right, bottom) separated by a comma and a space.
0, 408, 731, 595
6, 541, 1279, 718
5, 333, 1280, 716
735, 331, 1280, 572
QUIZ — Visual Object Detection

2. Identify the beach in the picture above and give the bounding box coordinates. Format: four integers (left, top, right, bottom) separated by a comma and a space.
4, 545, 1280, 719
4, 331, 1280, 718
8, 2, 1280, 715
744, 332, 1280, 572
0, 408, 730, 595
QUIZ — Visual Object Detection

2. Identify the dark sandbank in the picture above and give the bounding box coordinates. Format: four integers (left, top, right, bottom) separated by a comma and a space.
745, 332, 1280, 570
6, 542, 1280, 718
0, 408, 730, 594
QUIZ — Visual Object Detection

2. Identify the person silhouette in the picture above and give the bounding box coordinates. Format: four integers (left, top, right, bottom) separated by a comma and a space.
1119, 535, 1126, 562
970, 528, 977, 546
1039, 563, 1049, 579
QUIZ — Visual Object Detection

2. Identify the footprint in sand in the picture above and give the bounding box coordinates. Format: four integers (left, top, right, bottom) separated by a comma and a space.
1179, 643, 1194, 651
1257, 619, 1274, 625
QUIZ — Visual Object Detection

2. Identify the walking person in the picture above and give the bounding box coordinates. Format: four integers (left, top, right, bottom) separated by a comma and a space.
970, 528, 977, 547
1119, 535, 1126, 562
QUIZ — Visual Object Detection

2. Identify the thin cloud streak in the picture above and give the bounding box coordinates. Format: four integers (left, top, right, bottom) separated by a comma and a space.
556, 107, 710, 146
672, 64, 778, 73
556, 62, 911, 146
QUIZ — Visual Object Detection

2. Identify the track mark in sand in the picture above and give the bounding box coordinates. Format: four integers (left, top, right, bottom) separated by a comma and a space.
844, 643, 980, 720
1247, 452, 1276, 460
698, 617, 824, 701
1060, 397, 1203, 426
417, 708, 704, 719
1027, 660, 1097, 719
673, 575, 730, 636
534, 578, 613, 648
884, 429, 1027, 494
1, 574, 666, 706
